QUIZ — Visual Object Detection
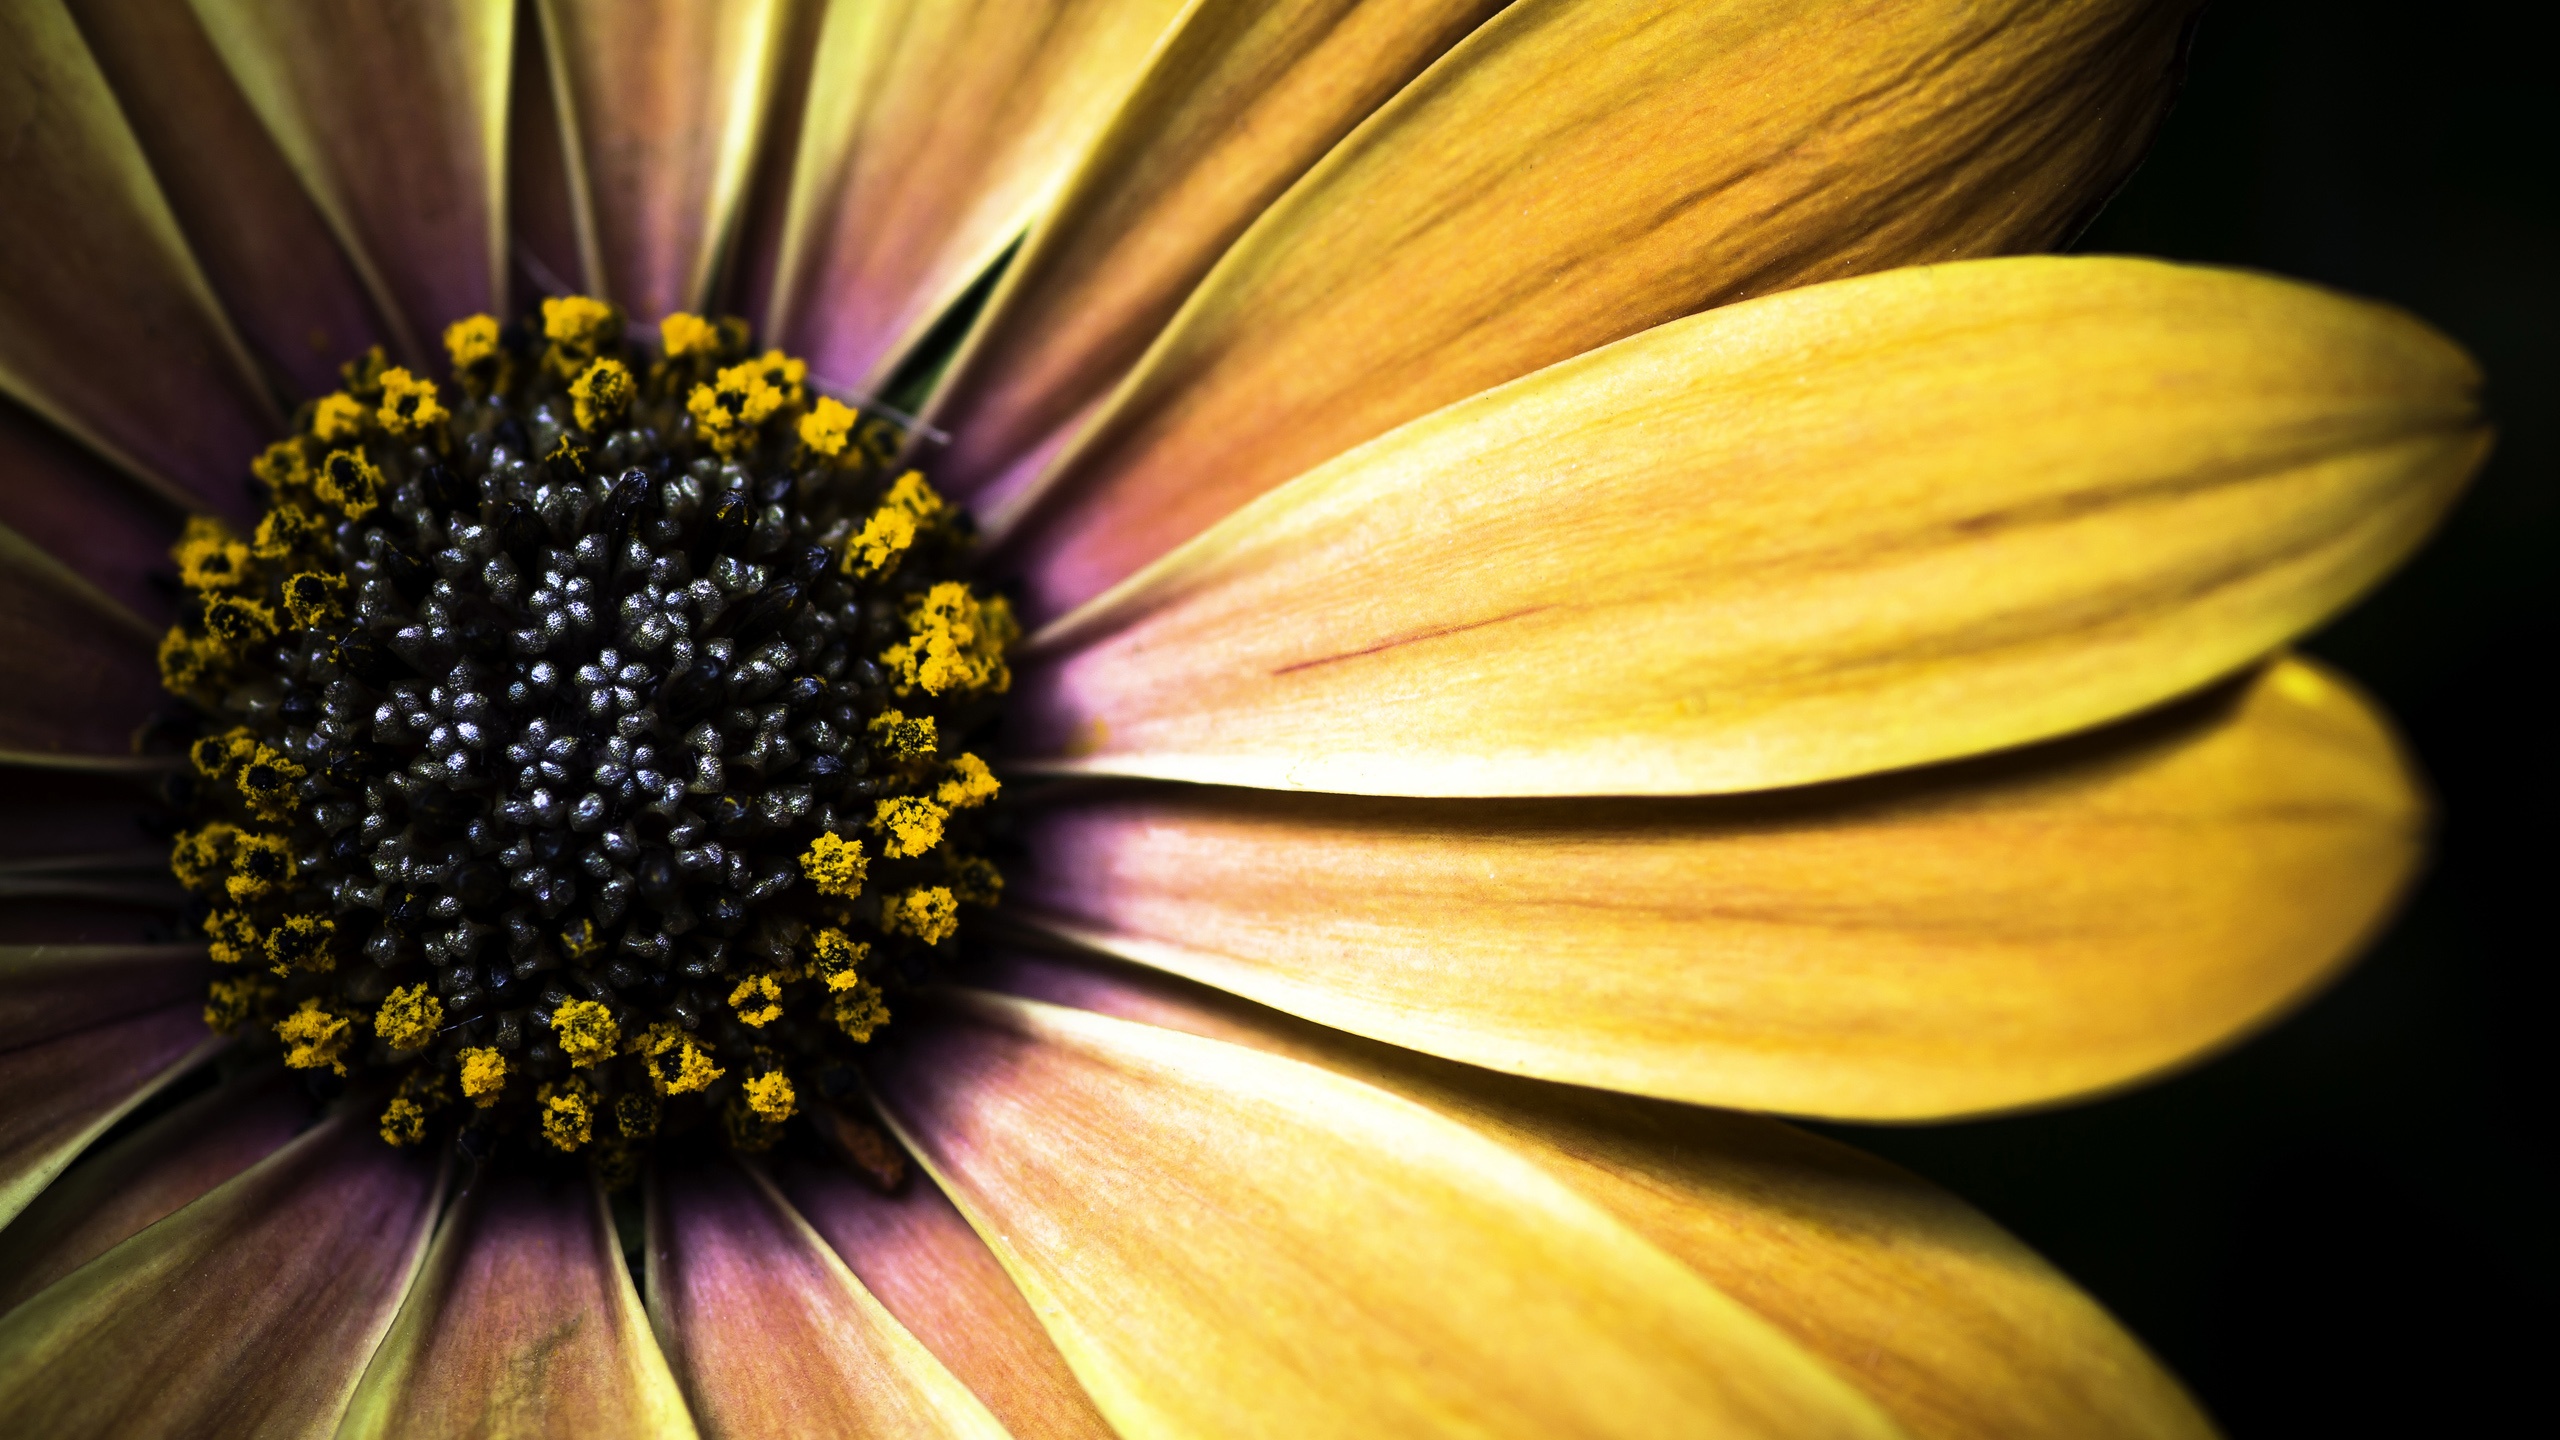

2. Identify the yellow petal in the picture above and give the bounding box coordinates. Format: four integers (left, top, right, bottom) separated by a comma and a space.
0, 0, 277, 506
534, 0, 793, 322
192, 0, 514, 357
0, 1002, 216, 1229
0, 942, 206, 1052
923, 0, 1507, 512
0, 521, 161, 768
646, 1155, 1010, 1438
0, 399, 182, 623
995, 0, 2199, 615
0, 1066, 302, 1316
342, 1168, 695, 1440
66, 0, 396, 395
976, 949, 2217, 1440
0, 1114, 443, 1438
763, 0, 1191, 390
1016, 659, 2423, 1118
1013, 257, 2483, 797
873, 992, 1906, 1438
778, 1155, 1116, 1440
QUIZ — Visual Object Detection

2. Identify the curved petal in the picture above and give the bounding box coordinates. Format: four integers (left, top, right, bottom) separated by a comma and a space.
535, 0, 792, 324
0, 1066, 304, 1316
0, 943, 205, 1051
0, 397, 184, 622
764, 0, 1192, 391
191, 0, 514, 357
1013, 257, 2484, 798
646, 1154, 1009, 1439
871, 991, 1905, 1439
776, 1154, 1116, 1440
922, 0, 1506, 508
65, 0, 393, 396
976, 949, 2216, 1440
0, 1113, 442, 1439
995, 0, 2200, 616
0, 0, 276, 510
0, 1003, 216, 1228
342, 1168, 695, 1440
1011, 658, 2424, 1118
0, 522, 161, 767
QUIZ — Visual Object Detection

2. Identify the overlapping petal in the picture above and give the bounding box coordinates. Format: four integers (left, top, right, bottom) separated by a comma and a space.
974, 949, 2216, 1440
922, 0, 1506, 510
0, 401, 181, 624
534, 0, 794, 323
0, 0, 276, 509
0, 943, 206, 1053
1013, 257, 2483, 797
191, 0, 514, 359
342, 1168, 694, 1440
0, 1003, 214, 1230
0, 1114, 441, 1438
763, 0, 1192, 389
647, 1155, 1008, 1438
872, 991, 1906, 1439
0, 523, 161, 767
996, 0, 2203, 615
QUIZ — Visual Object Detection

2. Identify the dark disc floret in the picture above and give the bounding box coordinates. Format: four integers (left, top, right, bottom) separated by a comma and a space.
156, 296, 1013, 1174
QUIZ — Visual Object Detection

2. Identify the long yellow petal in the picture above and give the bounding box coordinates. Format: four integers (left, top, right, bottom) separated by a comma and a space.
0, 0, 276, 506
1014, 659, 2421, 1118
646, 1155, 1010, 1439
0, 1003, 216, 1229
995, 0, 2199, 617
535, 0, 792, 323
974, 949, 2216, 1440
342, 1169, 696, 1440
922, 0, 1507, 511
191, 0, 514, 357
873, 992, 1907, 1439
0, 1114, 442, 1438
762, 0, 1192, 391
1013, 257, 2482, 797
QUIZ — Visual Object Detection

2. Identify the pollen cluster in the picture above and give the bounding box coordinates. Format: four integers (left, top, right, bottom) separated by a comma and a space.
157, 297, 1008, 1166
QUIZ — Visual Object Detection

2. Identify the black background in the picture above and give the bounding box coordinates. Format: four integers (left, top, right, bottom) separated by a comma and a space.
1818, 2, 2554, 1432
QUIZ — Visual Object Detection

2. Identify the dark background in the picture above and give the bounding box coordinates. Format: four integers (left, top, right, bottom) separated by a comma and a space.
1819, 2, 2554, 1432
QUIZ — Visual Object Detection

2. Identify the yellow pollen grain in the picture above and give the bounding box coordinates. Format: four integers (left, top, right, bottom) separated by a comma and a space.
444, 313, 501, 371
614, 1091, 660, 1140
157, 629, 224, 694
727, 973, 785, 1028
379, 1098, 429, 1147
743, 1072, 797, 1123
570, 357, 634, 432
551, 998, 620, 1067
832, 982, 890, 1043
172, 515, 251, 591
203, 594, 279, 655
841, 472, 944, 580
659, 311, 735, 360
170, 821, 242, 891
947, 853, 1003, 907
315, 449, 383, 517
687, 360, 786, 458
376, 368, 447, 436
638, 1022, 724, 1096
311, 392, 367, 443
204, 908, 259, 966
225, 831, 296, 902
540, 1079, 595, 1152
460, 1047, 509, 1105
798, 395, 856, 458
800, 832, 867, 898
808, 927, 869, 992
882, 582, 1014, 697
252, 504, 327, 564
203, 975, 272, 1033
375, 984, 443, 1051
276, 997, 353, 1074
871, 795, 947, 858
283, 571, 345, 629
263, 912, 337, 975
542, 295, 621, 377
884, 885, 960, 946
936, 752, 999, 810
235, 744, 305, 822
339, 346, 390, 398
252, 440, 313, 502
559, 917, 601, 963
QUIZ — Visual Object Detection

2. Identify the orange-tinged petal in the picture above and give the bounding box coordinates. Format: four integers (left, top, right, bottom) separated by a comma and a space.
0, 1113, 442, 1438
0, 522, 161, 767
872, 992, 1906, 1439
0, 1003, 217, 1229
0, 399, 181, 623
341, 1168, 695, 1440
1014, 257, 2484, 797
978, 949, 2216, 1440
191, 0, 514, 358
0, 1066, 304, 1315
647, 1155, 1010, 1439
777, 1156, 1115, 1440
0, 0, 277, 508
923, 0, 1506, 510
535, 0, 792, 323
764, 0, 1191, 390
0, 942, 206, 1052
1014, 659, 2423, 1118
995, 0, 2200, 615
66, 0, 394, 396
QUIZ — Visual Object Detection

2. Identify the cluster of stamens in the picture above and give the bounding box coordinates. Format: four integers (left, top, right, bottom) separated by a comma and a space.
154, 296, 1012, 1174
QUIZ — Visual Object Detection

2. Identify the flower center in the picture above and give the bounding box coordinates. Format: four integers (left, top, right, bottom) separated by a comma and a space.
155, 296, 1013, 1177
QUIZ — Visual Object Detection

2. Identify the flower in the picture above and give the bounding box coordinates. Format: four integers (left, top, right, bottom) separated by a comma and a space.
0, 2, 2484, 1438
